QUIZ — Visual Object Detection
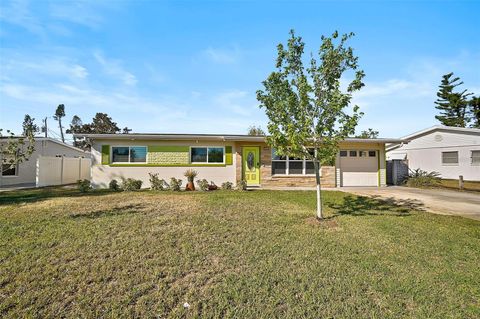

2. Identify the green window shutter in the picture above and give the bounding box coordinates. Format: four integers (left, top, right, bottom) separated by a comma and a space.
101, 145, 110, 165
225, 146, 233, 165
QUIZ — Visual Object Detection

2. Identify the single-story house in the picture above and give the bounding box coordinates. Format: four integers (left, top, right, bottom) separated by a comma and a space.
387, 125, 480, 181
75, 133, 405, 188
0, 137, 89, 187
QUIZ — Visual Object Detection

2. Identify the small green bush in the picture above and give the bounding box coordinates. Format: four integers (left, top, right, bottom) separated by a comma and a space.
149, 173, 168, 190
221, 181, 233, 190
196, 179, 209, 191
121, 177, 143, 191
109, 179, 119, 191
236, 179, 247, 191
405, 169, 441, 188
77, 179, 91, 193
169, 177, 182, 191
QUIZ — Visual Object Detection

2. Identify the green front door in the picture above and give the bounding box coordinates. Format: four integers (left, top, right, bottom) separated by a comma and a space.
242, 146, 260, 186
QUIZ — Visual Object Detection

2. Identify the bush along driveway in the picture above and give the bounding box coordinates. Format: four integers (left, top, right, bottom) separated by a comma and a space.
1, 188, 479, 318
339, 186, 480, 220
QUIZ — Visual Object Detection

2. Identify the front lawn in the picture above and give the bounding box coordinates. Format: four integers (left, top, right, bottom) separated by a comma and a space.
1, 188, 479, 318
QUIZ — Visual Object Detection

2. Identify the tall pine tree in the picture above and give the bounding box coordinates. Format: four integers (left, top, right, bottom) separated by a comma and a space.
469, 96, 480, 128
434, 72, 472, 127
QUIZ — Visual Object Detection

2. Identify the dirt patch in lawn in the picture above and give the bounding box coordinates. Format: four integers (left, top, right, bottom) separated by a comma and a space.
305, 216, 340, 230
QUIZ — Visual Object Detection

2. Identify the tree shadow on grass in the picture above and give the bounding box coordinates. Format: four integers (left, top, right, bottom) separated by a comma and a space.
69, 204, 144, 219
0, 187, 115, 206
327, 195, 425, 218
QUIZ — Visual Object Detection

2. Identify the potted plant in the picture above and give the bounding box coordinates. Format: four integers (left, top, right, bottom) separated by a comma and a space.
184, 169, 198, 191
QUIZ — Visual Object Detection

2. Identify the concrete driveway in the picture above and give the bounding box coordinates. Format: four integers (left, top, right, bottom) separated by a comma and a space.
338, 186, 480, 221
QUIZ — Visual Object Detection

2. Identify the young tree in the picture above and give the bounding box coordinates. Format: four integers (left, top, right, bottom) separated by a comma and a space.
257, 30, 364, 219
355, 128, 379, 139
0, 129, 35, 175
22, 114, 39, 136
468, 96, 480, 128
247, 125, 266, 136
53, 104, 66, 142
434, 73, 472, 127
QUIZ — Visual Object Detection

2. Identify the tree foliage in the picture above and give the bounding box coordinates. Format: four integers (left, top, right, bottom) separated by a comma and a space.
355, 128, 379, 139
0, 129, 35, 174
68, 113, 122, 150
469, 96, 480, 128
247, 125, 266, 136
434, 73, 472, 127
66, 115, 84, 148
257, 30, 364, 219
53, 104, 66, 142
22, 114, 39, 136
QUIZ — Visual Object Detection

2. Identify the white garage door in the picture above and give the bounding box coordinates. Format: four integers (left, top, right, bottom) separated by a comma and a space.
340, 150, 378, 187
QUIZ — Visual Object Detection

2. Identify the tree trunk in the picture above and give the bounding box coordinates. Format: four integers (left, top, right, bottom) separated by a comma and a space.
313, 159, 323, 219
59, 119, 65, 143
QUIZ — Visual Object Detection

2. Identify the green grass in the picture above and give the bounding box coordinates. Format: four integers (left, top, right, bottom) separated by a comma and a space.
1, 188, 479, 318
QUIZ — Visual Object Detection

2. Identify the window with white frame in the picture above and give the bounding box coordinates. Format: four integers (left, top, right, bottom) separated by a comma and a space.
471, 150, 480, 165
442, 151, 458, 165
271, 149, 315, 175
112, 146, 147, 163
191, 147, 224, 163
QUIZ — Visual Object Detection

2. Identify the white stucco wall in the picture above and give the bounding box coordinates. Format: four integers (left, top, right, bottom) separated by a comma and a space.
90, 139, 237, 189
0, 138, 89, 187
387, 130, 480, 181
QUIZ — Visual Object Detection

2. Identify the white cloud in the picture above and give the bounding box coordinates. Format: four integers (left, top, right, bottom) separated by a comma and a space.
0, 0, 46, 38
94, 51, 137, 86
0, 0, 122, 41
212, 89, 256, 116
2, 56, 89, 80
202, 46, 241, 64
48, 0, 105, 29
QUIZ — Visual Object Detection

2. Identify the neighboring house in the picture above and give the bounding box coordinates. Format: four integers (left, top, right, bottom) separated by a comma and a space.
75, 133, 405, 188
0, 137, 89, 187
387, 126, 480, 181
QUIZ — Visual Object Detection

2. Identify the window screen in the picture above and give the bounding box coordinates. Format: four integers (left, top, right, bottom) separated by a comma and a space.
442, 151, 458, 164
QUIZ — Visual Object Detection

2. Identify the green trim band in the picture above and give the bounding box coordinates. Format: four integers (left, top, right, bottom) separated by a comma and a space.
108, 163, 227, 167
101, 145, 110, 165
225, 146, 233, 165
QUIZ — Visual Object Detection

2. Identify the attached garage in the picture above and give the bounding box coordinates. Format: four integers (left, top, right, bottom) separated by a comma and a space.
339, 150, 378, 186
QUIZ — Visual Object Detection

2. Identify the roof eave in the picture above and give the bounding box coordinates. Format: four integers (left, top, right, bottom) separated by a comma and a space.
74, 134, 406, 144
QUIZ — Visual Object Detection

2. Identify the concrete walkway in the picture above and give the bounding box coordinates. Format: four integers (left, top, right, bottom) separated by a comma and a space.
0, 183, 36, 192
337, 186, 480, 221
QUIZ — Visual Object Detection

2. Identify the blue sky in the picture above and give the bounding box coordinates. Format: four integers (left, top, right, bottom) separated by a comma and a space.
1, 0, 479, 144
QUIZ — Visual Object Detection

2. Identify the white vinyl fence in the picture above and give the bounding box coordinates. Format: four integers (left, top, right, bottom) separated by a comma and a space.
36, 156, 91, 187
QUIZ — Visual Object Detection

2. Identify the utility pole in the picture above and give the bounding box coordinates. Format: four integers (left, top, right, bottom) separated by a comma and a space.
42, 117, 48, 138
